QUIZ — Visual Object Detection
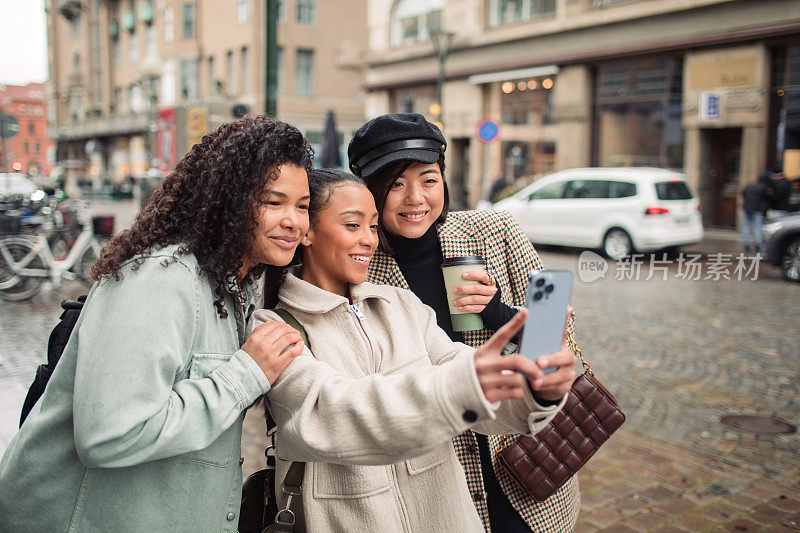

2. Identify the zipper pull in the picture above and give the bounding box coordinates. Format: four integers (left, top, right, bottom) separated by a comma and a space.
349, 303, 366, 322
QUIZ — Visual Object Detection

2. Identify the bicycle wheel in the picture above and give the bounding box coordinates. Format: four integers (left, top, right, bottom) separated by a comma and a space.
0, 237, 48, 301
76, 238, 100, 284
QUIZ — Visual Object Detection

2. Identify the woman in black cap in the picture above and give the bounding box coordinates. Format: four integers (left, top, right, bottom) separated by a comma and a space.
348, 113, 580, 532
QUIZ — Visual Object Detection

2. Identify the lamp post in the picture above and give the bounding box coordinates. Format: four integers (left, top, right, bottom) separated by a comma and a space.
429, 30, 455, 128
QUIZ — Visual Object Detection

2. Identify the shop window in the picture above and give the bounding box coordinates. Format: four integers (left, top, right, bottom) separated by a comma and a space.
500, 77, 554, 125
595, 58, 684, 169
392, 85, 437, 117
488, 0, 556, 28
391, 0, 442, 47
502, 140, 556, 181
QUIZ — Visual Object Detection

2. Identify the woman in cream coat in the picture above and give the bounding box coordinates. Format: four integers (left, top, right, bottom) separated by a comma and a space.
248, 169, 576, 532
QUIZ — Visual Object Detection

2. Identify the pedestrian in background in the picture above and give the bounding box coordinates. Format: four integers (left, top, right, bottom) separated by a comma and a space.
741, 172, 772, 252
769, 168, 792, 218
0, 116, 313, 532
348, 113, 581, 532
249, 168, 574, 532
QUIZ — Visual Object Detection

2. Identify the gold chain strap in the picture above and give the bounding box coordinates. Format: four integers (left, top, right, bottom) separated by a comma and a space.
566, 332, 593, 377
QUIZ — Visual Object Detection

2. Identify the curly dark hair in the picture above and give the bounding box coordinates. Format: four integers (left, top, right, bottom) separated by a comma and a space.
90, 115, 314, 318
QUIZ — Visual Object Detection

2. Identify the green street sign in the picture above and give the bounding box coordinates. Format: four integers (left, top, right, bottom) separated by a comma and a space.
0, 114, 20, 139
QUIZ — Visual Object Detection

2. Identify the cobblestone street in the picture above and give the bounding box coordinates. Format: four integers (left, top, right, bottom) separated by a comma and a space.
1, 199, 798, 531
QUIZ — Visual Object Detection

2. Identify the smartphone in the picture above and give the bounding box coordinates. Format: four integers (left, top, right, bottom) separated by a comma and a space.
518, 270, 573, 374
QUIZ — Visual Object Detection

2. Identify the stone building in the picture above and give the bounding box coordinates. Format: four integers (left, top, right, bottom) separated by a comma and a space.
364, 0, 800, 226
46, 0, 367, 192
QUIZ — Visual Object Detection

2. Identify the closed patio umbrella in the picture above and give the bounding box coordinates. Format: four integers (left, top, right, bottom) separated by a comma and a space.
319, 109, 342, 168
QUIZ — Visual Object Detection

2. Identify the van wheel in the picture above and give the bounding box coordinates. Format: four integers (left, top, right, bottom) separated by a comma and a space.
781, 236, 800, 282
603, 229, 633, 260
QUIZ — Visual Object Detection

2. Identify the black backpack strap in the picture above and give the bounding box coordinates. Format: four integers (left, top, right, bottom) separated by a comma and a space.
20, 295, 86, 427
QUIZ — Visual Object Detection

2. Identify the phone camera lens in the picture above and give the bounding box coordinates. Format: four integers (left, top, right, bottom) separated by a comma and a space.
535, 279, 545, 287
533, 291, 543, 301
544, 284, 554, 294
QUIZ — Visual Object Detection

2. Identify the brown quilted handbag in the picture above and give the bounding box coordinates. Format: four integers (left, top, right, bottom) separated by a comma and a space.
497, 341, 625, 502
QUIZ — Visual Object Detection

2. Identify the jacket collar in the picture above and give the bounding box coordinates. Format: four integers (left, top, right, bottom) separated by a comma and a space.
438, 212, 488, 263
278, 266, 394, 314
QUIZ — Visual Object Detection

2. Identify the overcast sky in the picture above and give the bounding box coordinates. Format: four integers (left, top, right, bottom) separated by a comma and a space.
0, 0, 48, 85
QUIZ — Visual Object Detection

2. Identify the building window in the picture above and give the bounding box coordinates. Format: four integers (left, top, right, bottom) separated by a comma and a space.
226, 50, 235, 95
28, 122, 35, 134
488, 0, 556, 27
92, 71, 103, 106
182, 3, 196, 38
35, 142, 41, 154
276, 47, 283, 94
277, 0, 285, 22
130, 83, 144, 112
113, 39, 121, 68
391, 0, 441, 47
295, 49, 314, 96
296, 0, 316, 25
70, 15, 81, 38
238, 0, 250, 24
207, 56, 216, 95
240, 47, 250, 95
145, 24, 158, 57
24, 141, 30, 154
500, 77, 555, 125
162, 59, 176, 105
595, 58, 684, 169
128, 31, 139, 63
164, 6, 174, 42
180, 58, 199, 99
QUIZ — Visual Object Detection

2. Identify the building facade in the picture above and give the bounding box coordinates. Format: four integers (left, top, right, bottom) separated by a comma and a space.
46, 0, 367, 194
0, 83, 55, 175
364, 0, 800, 226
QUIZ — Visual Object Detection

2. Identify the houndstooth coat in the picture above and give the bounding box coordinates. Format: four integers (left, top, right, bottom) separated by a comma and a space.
367, 209, 581, 532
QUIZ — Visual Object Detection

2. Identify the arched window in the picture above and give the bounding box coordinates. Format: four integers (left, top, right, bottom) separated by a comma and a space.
391, 0, 442, 47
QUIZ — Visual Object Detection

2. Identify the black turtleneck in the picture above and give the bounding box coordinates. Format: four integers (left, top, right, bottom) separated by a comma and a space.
384, 224, 463, 342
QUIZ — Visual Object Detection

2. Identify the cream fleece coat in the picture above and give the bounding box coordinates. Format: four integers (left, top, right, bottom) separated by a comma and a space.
248, 269, 566, 532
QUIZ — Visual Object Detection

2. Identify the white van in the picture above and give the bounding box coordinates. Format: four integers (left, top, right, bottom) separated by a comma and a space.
493, 168, 704, 259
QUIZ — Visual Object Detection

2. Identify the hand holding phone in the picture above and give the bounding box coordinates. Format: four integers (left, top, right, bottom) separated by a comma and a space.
518, 271, 573, 374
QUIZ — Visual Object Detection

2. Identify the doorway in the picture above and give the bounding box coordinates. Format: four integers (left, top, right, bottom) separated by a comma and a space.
699, 128, 741, 228
449, 138, 470, 210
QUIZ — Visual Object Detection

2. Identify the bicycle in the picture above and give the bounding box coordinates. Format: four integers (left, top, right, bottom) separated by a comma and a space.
0, 210, 108, 301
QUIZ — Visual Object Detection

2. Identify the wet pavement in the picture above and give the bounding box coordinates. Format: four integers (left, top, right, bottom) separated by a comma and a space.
1, 200, 798, 531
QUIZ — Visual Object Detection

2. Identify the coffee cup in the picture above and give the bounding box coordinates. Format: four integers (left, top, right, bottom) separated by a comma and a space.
441, 256, 486, 332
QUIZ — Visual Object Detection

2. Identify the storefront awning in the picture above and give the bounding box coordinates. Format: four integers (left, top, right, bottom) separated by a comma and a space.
468, 65, 559, 85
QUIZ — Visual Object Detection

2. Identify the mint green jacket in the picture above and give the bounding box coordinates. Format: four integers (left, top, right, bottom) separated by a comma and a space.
0, 245, 271, 532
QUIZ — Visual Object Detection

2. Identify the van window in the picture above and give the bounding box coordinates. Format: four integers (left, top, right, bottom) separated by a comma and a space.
655, 181, 693, 200
528, 181, 566, 200
563, 180, 610, 199
609, 181, 637, 198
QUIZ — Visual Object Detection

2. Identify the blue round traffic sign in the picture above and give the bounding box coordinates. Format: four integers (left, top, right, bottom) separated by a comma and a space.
477, 119, 500, 143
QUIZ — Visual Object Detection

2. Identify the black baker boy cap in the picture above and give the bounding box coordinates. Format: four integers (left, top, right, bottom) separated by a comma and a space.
347, 113, 446, 180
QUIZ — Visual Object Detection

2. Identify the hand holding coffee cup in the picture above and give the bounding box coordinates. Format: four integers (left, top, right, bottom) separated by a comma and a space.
441, 256, 488, 331
452, 270, 498, 314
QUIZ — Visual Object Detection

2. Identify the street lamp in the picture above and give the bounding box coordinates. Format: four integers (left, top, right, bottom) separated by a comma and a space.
429, 29, 455, 129
141, 57, 161, 171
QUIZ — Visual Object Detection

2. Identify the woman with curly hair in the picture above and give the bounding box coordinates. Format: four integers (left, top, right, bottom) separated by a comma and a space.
0, 115, 314, 532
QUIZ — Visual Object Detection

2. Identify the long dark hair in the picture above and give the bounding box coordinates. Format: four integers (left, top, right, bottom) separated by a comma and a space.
91, 115, 314, 318
363, 155, 448, 255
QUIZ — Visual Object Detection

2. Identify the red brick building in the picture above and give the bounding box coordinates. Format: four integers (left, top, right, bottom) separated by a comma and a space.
0, 83, 55, 174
